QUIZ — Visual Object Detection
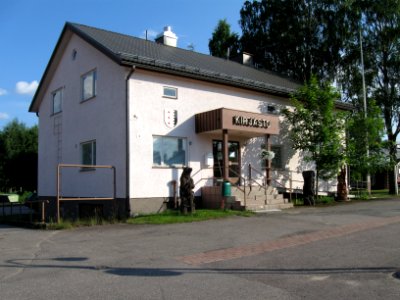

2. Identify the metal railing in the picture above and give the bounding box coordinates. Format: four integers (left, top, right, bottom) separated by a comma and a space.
227, 167, 247, 207
248, 164, 293, 202
57, 164, 116, 223
248, 164, 268, 193
0, 200, 48, 224
349, 180, 368, 198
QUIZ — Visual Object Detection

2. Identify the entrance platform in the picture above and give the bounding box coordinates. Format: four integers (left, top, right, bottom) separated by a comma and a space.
201, 185, 293, 212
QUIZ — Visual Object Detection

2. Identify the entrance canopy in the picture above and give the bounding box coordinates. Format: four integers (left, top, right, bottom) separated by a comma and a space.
195, 108, 279, 138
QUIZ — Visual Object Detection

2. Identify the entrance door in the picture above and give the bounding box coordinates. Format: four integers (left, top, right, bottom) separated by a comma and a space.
212, 140, 240, 183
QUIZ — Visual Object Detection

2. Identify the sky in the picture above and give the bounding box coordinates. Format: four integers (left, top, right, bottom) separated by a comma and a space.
0, 0, 245, 129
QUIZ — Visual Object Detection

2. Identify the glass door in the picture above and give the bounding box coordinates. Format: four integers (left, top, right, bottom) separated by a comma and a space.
212, 140, 240, 183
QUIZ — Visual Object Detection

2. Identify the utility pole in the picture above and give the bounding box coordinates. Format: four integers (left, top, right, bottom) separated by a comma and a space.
359, 25, 371, 195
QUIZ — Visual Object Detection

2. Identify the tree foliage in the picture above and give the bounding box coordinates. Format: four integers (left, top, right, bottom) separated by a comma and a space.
239, 0, 349, 83
283, 77, 345, 181
0, 120, 38, 192
208, 19, 240, 59
339, 0, 400, 193
345, 101, 387, 181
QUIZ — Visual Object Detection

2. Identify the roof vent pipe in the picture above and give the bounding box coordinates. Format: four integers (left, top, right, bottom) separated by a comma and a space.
155, 26, 178, 47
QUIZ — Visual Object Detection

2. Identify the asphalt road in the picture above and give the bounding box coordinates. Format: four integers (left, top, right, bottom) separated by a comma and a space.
1, 199, 400, 299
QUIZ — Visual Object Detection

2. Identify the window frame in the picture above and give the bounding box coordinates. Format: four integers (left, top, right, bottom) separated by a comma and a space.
163, 86, 178, 99
81, 69, 97, 102
80, 140, 96, 167
270, 145, 284, 169
52, 88, 63, 115
261, 144, 284, 170
152, 135, 187, 168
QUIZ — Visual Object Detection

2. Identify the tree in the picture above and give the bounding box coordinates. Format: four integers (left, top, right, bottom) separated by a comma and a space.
239, 0, 349, 83
283, 77, 345, 197
338, 0, 400, 193
0, 120, 38, 192
345, 101, 387, 182
208, 19, 240, 59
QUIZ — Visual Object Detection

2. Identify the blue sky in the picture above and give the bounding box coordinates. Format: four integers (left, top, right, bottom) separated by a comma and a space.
0, 0, 244, 129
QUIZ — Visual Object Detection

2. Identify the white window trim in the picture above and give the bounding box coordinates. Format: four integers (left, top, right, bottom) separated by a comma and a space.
81, 69, 97, 102
152, 135, 187, 168
261, 144, 284, 170
80, 140, 96, 167
52, 88, 63, 115
163, 86, 178, 99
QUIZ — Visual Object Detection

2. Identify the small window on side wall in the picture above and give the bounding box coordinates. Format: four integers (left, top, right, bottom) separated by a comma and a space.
261, 145, 284, 169
52, 88, 62, 114
163, 86, 178, 99
81, 140, 96, 166
81, 70, 97, 101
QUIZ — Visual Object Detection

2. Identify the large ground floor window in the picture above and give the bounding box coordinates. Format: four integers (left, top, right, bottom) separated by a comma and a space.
153, 136, 187, 167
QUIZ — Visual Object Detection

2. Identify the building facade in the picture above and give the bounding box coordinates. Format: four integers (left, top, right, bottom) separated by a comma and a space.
30, 23, 346, 218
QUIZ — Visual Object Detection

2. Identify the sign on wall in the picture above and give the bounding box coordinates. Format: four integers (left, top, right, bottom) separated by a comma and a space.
164, 109, 178, 128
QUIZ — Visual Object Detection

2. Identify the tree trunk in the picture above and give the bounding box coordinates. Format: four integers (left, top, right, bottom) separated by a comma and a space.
388, 141, 397, 194
337, 166, 348, 201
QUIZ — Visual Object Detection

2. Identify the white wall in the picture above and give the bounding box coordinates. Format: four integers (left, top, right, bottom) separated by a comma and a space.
38, 34, 127, 198
128, 69, 315, 199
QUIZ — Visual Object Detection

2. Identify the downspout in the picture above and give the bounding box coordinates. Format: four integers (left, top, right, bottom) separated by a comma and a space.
125, 66, 136, 217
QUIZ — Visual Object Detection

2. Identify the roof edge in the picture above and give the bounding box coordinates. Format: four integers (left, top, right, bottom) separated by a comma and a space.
29, 22, 123, 113
66, 22, 122, 65
29, 23, 71, 112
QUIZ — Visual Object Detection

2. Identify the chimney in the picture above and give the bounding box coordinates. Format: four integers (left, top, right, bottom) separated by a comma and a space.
155, 26, 178, 47
231, 52, 254, 67
241, 52, 253, 66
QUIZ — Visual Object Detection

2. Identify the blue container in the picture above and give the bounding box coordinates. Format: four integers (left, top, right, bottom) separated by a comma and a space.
222, 181, 231, 197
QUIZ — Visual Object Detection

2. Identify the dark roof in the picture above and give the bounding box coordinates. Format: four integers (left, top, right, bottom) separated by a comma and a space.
30, 22, 353, 112
67, 22, 300, 95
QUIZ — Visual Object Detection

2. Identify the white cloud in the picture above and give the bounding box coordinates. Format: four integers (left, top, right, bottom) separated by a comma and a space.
16, 80, 39, 96
0, 88, 7, 96
0, 112, 10, 120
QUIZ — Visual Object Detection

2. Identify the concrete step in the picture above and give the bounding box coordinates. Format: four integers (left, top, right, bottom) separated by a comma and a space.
229, 185, 291, 211
242, 197, 288, 206
232, 190, 277, 199
246, 203, 294, 212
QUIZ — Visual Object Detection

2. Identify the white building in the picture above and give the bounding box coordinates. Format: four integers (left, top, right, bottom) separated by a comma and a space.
29, 23, 350, 219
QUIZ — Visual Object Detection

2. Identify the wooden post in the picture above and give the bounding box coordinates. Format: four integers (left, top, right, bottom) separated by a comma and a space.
222, 129, 229, 181
265, 134, 271, 185
248, 163, 252, 192
221, 129, 229, 209
57, 164, 60, 223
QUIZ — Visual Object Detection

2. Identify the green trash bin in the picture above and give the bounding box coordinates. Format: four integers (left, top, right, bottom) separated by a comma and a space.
222, 181, 231, 197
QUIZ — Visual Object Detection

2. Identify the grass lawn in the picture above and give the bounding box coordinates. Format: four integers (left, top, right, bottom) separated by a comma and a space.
370, 189, 400, 199
42, 209, 254, 229
126, 209, 254, 225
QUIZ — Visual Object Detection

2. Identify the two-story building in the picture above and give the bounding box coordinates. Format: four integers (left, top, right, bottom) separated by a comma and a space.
29, 23, 348, 219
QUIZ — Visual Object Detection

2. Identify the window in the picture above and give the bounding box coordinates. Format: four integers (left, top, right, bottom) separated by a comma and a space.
81, 140, 96, 166
153, 136, 187, 167
163, 86, 177, 99
271, 145, 283, 169
261, 145, 284, 169
81, 70, 96, 101
52, 88, 62, 114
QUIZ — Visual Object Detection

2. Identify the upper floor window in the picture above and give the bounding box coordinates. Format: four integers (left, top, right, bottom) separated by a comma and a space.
52, 88, 62, 114
163, 86, 178, 99
81, 69, 97, 101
